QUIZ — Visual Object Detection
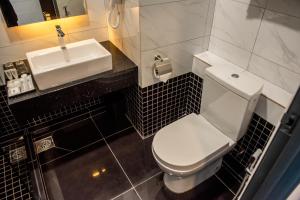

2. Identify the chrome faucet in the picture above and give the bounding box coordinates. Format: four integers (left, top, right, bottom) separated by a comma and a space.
55, 25, 70, 61
55, 25, 66, 49
56, 25, 65, 37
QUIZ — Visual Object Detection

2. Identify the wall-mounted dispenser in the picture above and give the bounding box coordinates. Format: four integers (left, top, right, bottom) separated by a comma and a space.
153, 55, 172, 83
105, 0, 121, 29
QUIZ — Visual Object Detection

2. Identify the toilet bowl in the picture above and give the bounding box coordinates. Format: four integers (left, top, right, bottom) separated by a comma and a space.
152, 65, 263, 193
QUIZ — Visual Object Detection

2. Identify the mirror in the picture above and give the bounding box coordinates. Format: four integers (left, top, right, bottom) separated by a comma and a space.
0, 0, 87, 27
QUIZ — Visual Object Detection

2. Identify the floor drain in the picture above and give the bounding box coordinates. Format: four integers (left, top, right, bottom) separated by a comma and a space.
9, 146, 27, 163
34, 136, 55, 154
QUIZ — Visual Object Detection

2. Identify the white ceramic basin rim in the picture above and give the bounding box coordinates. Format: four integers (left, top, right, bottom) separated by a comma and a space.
26, 39, 112, 90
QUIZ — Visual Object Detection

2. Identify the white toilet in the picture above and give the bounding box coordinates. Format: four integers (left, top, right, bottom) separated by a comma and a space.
152, 65, 263, 193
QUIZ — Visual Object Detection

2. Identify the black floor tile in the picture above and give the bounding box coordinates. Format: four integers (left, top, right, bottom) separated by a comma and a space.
106, 129, 160, 185
51, 118, 103, 151
92, 111, 132, 138
113, 189, 140, 200
42, 140, 131, 200
136, 173, 234, 200
38, 147, 71, 165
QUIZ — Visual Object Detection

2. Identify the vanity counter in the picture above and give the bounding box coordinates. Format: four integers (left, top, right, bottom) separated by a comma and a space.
7, 41, 138, 122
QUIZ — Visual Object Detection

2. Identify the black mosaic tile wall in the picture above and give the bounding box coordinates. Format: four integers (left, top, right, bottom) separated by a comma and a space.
0, 84, 106, 141
0, 141, 34, 199
186, 73, 203, 115
126, 72, 203, 137
0, 87, 21, 138
217, 113, 275, 194
126, 72, 275, 194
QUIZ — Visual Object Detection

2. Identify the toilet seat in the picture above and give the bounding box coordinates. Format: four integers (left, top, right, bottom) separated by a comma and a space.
152, 113, 234, 175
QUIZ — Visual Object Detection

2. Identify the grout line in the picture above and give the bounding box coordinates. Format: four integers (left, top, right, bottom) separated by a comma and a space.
40, 137, 104, 166
134, 171, 162, 188
90, 112, 134, 139
246, 8, 266, 70
124, 115, 146, 140
102, 126, 134, 140
222, 161, 244, 182
54, 146, 73, 152
91, 118, 143, 200
140, 35, 211, 53
215, 174, 237, 196
110, 187, 134, 200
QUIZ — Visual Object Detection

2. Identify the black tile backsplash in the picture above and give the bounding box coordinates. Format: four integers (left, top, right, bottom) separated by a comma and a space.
126, 72, 202, 137
0, 87, 21, 139
0, 83, 106, 141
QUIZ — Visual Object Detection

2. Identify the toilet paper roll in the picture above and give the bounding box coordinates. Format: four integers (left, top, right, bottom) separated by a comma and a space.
153, 57, 172, 83
158, 72, 172, 83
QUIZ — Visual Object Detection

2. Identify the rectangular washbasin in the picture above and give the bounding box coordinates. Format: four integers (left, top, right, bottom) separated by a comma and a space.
26, 39, 112, 90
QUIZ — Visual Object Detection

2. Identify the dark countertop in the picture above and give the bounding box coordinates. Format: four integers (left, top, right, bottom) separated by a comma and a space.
8, 41, 138, 105
7, 41, 138, 123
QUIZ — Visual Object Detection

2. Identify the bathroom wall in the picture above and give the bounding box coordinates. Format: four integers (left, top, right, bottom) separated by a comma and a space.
209, 0, 300, 95
0, 0, 108, 65
108, 0, 140, 67
139, 0, 215, 88
109, 0, 215, 88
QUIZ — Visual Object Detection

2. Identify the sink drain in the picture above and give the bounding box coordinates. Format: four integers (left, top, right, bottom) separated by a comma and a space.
34, 136, 55, 154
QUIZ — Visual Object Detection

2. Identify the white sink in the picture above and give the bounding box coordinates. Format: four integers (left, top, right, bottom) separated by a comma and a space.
26, 39, 112, 90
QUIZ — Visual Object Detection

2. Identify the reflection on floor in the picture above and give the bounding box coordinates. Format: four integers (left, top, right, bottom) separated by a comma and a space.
30, 110, 235, 200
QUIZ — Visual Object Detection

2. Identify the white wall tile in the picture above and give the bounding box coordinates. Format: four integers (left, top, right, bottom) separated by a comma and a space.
139, 0, 179, 7
253, 11, 300, 74
205, 0, 216, 36
255, 95, 285, 125
140, 37, 209, 87
232, 0, 268, 7
209, 36, 251, 68
140, 0, 210, 51
121, 0, 140, 65
212, 0, 264, 51
267, 0, 300, 18
68, 27, 108, 42
0, 35, 67, 64
249, 54, 300, 94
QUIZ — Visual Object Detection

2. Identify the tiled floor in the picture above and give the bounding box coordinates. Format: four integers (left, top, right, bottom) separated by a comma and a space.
27, 111, 235, 200
0, 142, 34, 200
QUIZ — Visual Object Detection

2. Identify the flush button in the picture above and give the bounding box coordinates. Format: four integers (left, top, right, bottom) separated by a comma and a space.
231, 73, 239, 78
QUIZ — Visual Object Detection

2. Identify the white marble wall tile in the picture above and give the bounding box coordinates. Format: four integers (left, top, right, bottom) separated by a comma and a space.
0, 35, 67, 64
205, 0, 216, 36
68, 27, 108, 42
212, 0, 264, 51
249, 54, 300, 94
232, 0, 268, 8
255, 95, 285, 125
140, 37, 209, 87
121, 0, 140, 65
139, 0, 180, 7
253, 11, 300, 74
140, 0, 210, 51
267, 0, 300, 18
209, 36, 251, 68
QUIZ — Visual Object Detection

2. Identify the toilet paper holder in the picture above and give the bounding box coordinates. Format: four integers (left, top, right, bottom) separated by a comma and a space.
153, 55, 172, 80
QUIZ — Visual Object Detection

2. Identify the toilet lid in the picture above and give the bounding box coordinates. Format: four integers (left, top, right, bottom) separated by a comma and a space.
152, 113, 232, 168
